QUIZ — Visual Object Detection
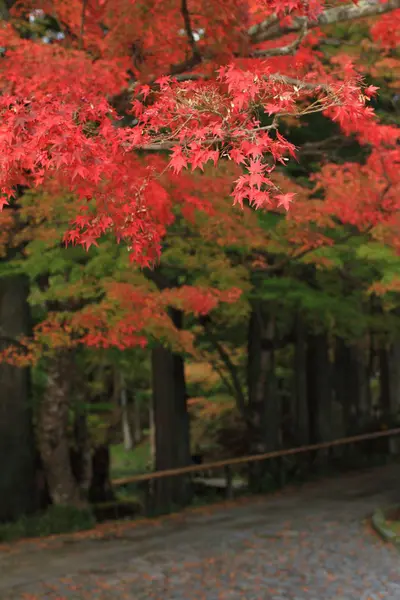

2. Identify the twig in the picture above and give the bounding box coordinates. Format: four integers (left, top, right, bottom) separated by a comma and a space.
79, 0, 88, 51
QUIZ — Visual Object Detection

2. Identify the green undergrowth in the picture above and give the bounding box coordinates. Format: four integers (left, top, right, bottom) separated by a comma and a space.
110, 439, 151, 480
0, 505, 95, 543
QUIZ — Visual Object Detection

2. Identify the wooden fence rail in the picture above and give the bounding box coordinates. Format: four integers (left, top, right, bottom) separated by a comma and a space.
112, 427, 400, 488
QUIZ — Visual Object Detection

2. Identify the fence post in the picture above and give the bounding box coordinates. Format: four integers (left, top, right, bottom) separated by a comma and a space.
277, 456, 285, 488
225, 465, 233, 500
144, 480, 152, 517
328, 444, 334, 470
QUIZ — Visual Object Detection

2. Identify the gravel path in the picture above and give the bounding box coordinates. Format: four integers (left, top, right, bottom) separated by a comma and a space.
1, 464, 400, 599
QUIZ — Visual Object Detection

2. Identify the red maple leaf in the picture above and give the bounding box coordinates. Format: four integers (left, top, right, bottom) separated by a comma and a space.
169, 147, 187, 174
276, 193, 296, 211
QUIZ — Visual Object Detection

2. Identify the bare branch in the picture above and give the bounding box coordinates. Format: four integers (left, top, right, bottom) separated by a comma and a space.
181, 0, 201, 61
297, 135, 357, 158
267, 73, 331, 94
249, 0, 400, 45
252, 19, 308, 58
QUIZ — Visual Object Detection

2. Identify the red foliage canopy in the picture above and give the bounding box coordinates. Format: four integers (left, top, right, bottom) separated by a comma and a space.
0, 0, 399, 265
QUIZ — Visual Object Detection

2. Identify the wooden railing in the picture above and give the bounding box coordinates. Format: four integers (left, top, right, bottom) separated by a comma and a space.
111, 427, 400, 505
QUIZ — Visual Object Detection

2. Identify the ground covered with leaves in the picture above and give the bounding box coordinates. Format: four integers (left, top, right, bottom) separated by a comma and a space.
0, 465, 399, 599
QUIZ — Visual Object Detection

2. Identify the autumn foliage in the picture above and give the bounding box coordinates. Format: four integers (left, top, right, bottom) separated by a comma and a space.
0, 0, 400, 359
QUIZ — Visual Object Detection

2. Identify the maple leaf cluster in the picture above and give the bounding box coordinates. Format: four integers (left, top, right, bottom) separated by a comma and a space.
0, 278, 242, 365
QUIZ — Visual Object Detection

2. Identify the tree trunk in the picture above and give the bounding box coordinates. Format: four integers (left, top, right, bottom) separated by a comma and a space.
388, 340, 400, 454
120, 374, 133, 451
306, 331, 333, 443
389, 341, 400, 418
247, 307, 280, 453
0, 275, 37, 521
152, 310, 191, 513
357, 338, 372, 426
334, 338, 362, 436
149, 401, 155, 470
246, 306, 280, 490
71, 408, 92, 496
133, 394, 142, 445
89, 444, 114, 503
37, 350, 85, 508
293, 314, 309, 445
378, 340, 400, 420
378, 341, 400, 456
379, 345, 391, 419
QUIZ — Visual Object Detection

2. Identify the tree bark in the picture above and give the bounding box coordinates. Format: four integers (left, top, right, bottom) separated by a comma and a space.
132, 394, 142, 445
293, 314, 309, 445
89, 444, 114, 503
334, 338, 362, 436
120, 374, 133, 450
37, 350, 85, 508
0, 275, 37, 521
152, 309, 191, 512
389, 341, 400, 417
306, 331, 333, 443
379, 345, 391, 419
379, 340, 400, 420
247, 306, 280, 454
246, 305, 281, 490
149, 400, 155, 470
71, 407, 92, 496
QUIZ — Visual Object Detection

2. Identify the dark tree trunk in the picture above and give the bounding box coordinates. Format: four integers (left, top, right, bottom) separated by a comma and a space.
37, 350, 86, 508
246, 306, 280, 491
357, 339, 372, 426
247, 307, 280, 453
306, 331, 333, 443
334, 338, 362, 436
293, 314, 309, 445
379, 345, 391, 419
0, 275, 37, 521
152, 309, 191, 513
71, 409, 92, 496
388, 341, 400, 454
378, 341, 400, 455
389, 341, 400, 418
132, 394, 142, 445
89, 444, 114, 503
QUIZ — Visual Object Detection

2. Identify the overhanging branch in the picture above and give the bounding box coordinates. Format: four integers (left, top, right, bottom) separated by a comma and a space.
252, 19, 308, 58
249, 0, 400, 45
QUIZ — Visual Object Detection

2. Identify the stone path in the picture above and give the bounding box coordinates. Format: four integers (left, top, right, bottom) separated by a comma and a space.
1, 464, 400, 599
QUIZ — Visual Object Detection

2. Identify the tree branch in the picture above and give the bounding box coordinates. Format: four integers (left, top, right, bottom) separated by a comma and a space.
199, 316, 250, 422
249, 0, 400, 45
252, 19, 308, 58
0, 334, 29, 352
267, 73, 331, 93
181, 0, 201, 61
